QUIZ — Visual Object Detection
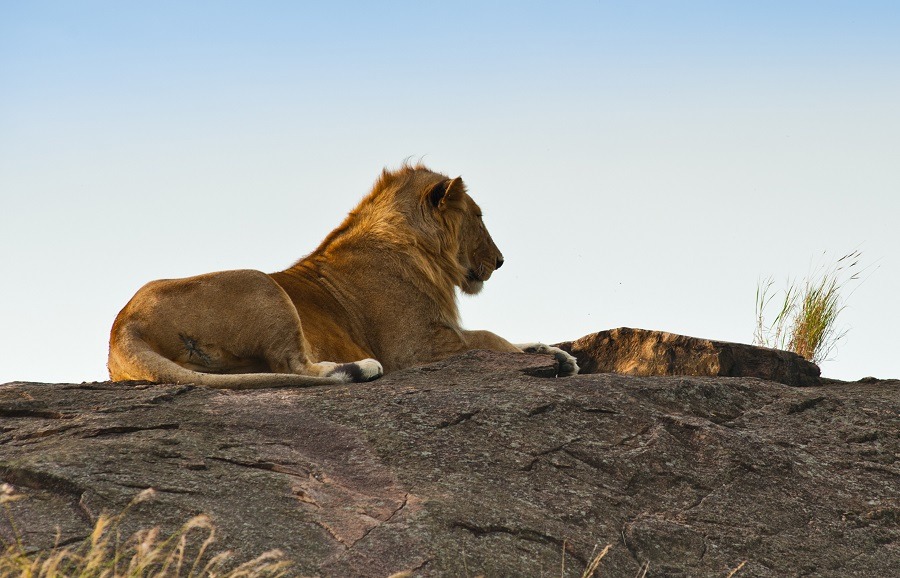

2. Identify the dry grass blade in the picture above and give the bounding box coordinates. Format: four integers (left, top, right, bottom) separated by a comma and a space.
0, 485, 26, 506
221, 550, 292, 578
580, 544, 611, 578
754, 277, 796, 350
726, 560, 748, 577
560, 538, 567, 577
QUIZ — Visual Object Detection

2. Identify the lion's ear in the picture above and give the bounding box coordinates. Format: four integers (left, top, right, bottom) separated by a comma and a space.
426, 177, 465, 210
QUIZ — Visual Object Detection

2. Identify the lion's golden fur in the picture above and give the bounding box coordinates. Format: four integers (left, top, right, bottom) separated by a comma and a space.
108, 164, 576, 388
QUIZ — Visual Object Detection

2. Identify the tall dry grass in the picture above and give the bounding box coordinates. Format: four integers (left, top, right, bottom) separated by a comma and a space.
1, 486, 291, 578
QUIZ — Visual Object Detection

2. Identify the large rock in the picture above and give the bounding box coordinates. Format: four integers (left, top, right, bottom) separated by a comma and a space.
1, 350, 897, 577
556, 327, 821, 387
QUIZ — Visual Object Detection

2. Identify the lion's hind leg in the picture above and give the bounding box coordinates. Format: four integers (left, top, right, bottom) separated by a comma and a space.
198, 271, 381, 384
191, 327, 383, 385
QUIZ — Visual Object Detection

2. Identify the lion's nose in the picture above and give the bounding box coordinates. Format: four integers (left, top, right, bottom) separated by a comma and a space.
496, 257, 504, 270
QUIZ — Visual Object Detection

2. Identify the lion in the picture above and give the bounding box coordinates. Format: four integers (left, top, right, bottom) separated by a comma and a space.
108, 165, 579, 388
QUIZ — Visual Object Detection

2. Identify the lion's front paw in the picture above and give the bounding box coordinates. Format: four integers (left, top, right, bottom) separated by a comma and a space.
517, 343, 580, 377
327, 358, 384, 383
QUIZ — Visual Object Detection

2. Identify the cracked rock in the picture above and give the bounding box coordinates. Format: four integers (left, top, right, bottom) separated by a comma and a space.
1, 347, 898, 577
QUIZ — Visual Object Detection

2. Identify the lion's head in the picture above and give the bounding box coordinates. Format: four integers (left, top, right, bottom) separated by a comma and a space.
327, 166, 504, 297
420, 173, 504, 295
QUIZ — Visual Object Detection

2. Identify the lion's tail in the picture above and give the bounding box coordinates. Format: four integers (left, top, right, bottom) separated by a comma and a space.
107, 326, 349, 389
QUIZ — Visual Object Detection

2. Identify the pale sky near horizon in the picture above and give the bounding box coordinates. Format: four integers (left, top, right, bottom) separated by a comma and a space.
2, 1, 898, 383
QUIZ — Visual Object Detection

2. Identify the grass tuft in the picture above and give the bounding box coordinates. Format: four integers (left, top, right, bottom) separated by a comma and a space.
754, 250, 868, 365
0, 485, 292, 578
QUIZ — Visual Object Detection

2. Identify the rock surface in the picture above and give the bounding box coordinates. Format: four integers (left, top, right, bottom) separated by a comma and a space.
556, 327, 822, 387
1, 350, 898, 577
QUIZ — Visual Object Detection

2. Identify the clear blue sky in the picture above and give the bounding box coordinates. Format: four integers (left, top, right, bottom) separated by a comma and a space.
2, 1, 898, 382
